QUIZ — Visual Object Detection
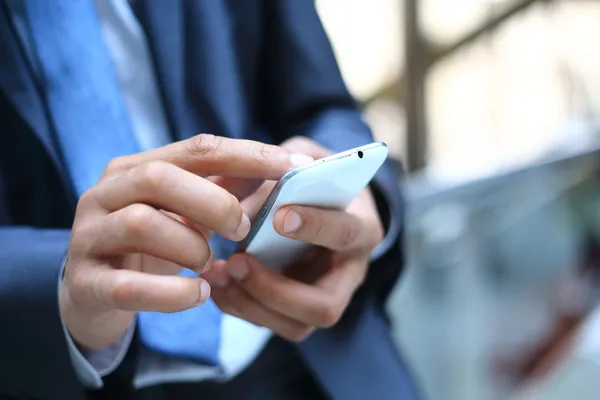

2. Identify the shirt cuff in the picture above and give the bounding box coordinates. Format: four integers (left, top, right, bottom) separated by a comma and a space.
57, 258, 136, 389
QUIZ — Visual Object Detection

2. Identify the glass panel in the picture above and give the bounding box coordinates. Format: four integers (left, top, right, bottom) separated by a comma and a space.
426, 1, 600, 181
421, 0, 530, 45
316, 0, 403, 101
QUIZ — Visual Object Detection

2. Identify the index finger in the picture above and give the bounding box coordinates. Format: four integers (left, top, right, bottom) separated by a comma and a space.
104, 134, 312, 179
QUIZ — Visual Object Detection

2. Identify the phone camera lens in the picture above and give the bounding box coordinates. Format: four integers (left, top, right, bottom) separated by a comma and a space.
357, 151, 363, 159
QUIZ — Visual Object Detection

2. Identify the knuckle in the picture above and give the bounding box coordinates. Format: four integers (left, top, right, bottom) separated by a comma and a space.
308, 211, 324, 238
284, 326, 314, 343
67, 270, 89, 302
253, 142, 278, 165
186, 134, 224, 158
366, 222, 384, 251
337, 222, 358, 250
220, 287, 248, 317
69, 221, 95, 254
76, 187, 104, 215
222, 301, 245, 318
231, 299, 250, 317
77, 189, 96, 208
135, 161, 169, 191
218, 192, 240, 215
213, 192, 242, 227
315, 300, 343, 328
73, 192, 97, 221
111, 275, 137, 306
122, 204, 155, 236
104, 156, 130, 176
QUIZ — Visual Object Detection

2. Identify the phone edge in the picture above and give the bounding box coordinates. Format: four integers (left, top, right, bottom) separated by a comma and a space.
235, 141, 387, 253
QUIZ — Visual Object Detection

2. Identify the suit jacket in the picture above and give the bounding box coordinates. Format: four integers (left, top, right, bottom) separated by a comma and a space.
0, 1, 417, 399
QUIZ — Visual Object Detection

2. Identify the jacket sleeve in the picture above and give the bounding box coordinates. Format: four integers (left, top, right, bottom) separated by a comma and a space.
0, 224, 88, 400
258, 0, 405, 304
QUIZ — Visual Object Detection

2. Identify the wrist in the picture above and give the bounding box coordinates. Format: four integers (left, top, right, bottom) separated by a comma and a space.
59, 280, 135, 350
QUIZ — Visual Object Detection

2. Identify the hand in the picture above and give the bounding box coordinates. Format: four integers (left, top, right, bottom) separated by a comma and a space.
60, 134, 312, 350
203, 137, 384, 341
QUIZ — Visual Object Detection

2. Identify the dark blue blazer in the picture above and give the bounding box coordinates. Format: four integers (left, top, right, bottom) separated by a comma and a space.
0, 1, 417, 399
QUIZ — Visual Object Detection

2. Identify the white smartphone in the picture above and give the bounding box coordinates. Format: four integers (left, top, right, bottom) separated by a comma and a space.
236, 142, 388, 270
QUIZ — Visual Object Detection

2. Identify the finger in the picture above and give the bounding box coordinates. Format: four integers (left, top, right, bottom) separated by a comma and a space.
93, 161, 250, 241
91, 268, 210, 313
209, 276, 314, 342
236, 151, 311, 217
160, 210, 213, 239
103, 134, 312, 179
209, 176, 264, 201
220, 254, 352, 328
137, 253, 185, 276
82, 204, 212, 272
281, 137, 330, 159
202, 259, 229, 286
239, 180, 276, 219
281, 247, 329, 284
273, 206, 366, 252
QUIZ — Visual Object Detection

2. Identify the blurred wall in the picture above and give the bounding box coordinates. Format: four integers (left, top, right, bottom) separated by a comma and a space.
317, 0, 600, 179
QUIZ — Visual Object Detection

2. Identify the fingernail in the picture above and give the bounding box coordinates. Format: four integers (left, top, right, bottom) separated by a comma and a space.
228, 259, 249, 281
283, 210, 302, 234
235, 212, 251, 239
198, 280, 211, 304
289, 154, 313, 168
198, 252, 214, 274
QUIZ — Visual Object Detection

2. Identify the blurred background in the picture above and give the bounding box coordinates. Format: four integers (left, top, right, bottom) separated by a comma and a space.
316, 0, 600, 399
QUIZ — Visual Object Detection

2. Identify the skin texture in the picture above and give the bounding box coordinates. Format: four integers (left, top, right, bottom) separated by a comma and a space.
203, 137, 384, 342
59, 134, 312, 350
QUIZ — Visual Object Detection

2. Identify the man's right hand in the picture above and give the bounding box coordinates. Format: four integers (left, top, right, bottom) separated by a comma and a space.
60, 134, 310, 351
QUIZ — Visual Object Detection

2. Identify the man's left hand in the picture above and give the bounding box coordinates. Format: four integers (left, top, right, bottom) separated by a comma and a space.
203, 137, 384, 341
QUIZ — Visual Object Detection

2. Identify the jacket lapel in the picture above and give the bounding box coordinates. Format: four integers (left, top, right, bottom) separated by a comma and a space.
0, 4, 64, 173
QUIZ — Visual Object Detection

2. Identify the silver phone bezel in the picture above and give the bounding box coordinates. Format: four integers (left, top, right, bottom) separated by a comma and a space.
235, 142, 386, 253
